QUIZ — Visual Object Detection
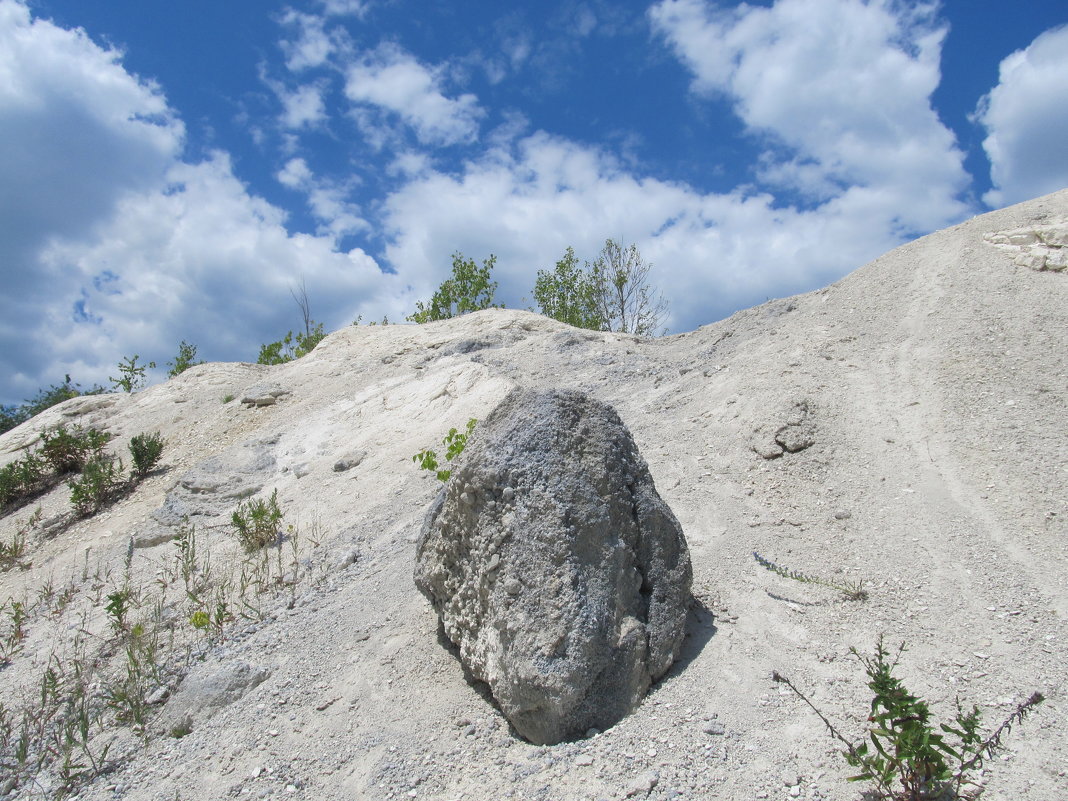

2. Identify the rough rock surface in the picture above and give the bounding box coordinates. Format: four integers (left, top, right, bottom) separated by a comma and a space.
415, 388, 693, 744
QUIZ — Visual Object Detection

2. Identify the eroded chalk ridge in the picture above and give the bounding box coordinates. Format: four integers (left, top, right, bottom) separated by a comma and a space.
984, 218, 1068, 272
414, 388, 693, 745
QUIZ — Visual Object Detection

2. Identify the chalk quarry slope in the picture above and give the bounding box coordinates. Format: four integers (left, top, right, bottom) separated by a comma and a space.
1, 189, 1067, 801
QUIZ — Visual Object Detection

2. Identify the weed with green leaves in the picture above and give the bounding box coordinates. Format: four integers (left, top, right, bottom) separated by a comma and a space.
231, 489, 284, 551
413, 418, 477, 482
773, 636, 1043, 800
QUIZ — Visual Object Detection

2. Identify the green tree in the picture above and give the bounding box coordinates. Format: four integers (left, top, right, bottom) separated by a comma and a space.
407, 252, 501, 323
532, 247, 606, 330
167, 341, 203, 378
590, 239, 669, 336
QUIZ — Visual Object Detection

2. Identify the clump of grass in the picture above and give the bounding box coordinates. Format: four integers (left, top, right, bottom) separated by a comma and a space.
0, 506, 323, 797
231, 489, 283, 551
753, 551, 867, 601
0, 508, 38, 572
773, 636, 1044, 801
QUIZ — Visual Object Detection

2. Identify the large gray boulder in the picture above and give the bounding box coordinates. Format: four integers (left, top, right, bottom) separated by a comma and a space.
414, 388, 692, 745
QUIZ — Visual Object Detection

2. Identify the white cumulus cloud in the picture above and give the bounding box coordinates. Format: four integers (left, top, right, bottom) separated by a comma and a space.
0, 0, 393, 404
974, 24, 1068, 208
344, 43, 483, 146
648, 0, 969, 232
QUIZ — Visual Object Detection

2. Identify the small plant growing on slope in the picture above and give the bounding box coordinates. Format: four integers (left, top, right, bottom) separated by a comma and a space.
753, 551, 867, 601
129, 432, 164, 478
413, 418, 477, 482
231, 489, 283, 551
773, 636, 1044, 801
68, 454, 124, 517
39, 425, 110, 475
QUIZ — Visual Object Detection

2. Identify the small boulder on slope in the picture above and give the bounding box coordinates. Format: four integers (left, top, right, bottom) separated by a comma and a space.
414, 388, 693, 745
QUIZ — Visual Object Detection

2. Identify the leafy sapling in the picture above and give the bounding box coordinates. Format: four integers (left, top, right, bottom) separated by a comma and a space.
166, 341, 203, 377
110, 355, 156, 393
413, 418, 477, 481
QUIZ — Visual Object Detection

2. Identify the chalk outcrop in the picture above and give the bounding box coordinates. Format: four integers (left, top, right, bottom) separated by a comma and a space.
414, 388, 693, 745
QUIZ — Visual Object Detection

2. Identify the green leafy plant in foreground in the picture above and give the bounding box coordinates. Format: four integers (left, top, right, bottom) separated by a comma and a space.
753, 551, 867, 601
774, 637, 1044, 800
413, 418, 477, 482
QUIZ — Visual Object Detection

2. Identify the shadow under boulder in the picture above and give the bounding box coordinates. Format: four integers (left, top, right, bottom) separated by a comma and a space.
414, 388, 692, 745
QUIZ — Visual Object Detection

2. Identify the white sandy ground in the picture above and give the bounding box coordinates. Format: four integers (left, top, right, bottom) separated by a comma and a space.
1, 189, 1066, 801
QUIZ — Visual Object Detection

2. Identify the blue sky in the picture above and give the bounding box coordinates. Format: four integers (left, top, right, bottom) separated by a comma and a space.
2, 0, 1066, 405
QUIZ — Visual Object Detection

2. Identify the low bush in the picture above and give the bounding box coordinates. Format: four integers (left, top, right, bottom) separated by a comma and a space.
129, 432, 164, 478
39, 425, 109, 475
0, 426, 110, 512
68, 455, 124, 517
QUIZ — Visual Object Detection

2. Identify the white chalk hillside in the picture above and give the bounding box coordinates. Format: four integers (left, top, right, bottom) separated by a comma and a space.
1, 189, 1066, 800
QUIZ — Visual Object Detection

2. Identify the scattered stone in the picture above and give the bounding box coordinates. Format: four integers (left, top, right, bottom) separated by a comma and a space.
625, 770, 659, 798
241, 383, 292, 407
415, 388, 693, 745
333, 451, 366, 472
159, 660, 270, 730
752, 399, 816, 459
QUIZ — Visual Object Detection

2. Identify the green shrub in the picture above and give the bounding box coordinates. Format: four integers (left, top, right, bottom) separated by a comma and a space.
231, 489, 283, 551
0, 453, 46, 506
256, 323, 325, 365
128, 432, 164, 478
0, 376, 106, 435
413, 419, 476, 482
39, 426, 109, 475
774, 636, 1044, 800
68, 455, 124, 517
0, 427, 110, 513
